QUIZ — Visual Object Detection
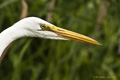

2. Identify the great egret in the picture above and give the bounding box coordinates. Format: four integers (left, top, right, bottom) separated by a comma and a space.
0, 17, 101, 60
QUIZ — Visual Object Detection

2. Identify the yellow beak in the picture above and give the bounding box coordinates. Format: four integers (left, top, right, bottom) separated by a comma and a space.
45, 24, 102, 45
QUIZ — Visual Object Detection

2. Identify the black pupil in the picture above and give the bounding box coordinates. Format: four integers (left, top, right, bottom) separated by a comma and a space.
42, 25, 46, 28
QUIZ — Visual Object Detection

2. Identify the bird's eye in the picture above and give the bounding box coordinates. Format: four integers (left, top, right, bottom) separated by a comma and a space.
42, 25, 46, 28
40, 24, 47, 30
41, 25, 46, 28
40, 24, 52, 31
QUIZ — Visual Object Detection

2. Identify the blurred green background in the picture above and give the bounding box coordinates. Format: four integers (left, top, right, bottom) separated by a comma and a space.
0, 0, 120, 80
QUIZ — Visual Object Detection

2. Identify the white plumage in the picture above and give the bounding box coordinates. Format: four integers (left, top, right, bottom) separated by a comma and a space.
0, 17, 65, 57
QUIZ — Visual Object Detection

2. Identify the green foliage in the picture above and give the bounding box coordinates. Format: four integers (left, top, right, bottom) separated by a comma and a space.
0, 0, 120, 80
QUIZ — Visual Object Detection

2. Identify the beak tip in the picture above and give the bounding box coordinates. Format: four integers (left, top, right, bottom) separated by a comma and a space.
96, 41, 102, 45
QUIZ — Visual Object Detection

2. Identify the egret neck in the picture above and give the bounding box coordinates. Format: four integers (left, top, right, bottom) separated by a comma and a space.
0, 25, 25, 57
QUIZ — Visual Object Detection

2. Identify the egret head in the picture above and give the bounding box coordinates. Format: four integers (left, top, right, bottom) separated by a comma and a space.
0, 17, 102, 62
15, 17, 101, 45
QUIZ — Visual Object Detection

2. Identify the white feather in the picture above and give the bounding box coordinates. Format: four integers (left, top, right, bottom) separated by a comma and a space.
0, 17, 66, 57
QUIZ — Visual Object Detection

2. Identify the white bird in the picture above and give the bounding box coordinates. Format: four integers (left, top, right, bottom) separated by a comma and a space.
0, 17, 101, 61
